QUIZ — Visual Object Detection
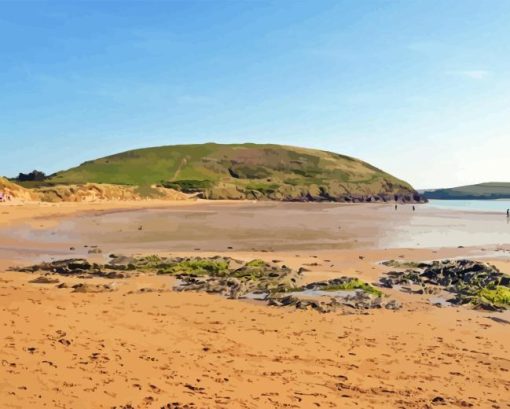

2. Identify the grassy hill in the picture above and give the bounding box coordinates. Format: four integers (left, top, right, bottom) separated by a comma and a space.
22, 143, 422, 202
424, 182, 510, 200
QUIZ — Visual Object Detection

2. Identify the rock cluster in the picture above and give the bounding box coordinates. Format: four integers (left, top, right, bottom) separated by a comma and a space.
268, 291, 401, 313
266, 276, 400, 313
13, 255, 400, 313
14, 258, 126, 279
29, 276, 60, 284
381, 259, 510, 310
173, 258, 300, 298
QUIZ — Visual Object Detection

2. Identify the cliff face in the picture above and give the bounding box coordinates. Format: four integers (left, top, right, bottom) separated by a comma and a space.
198, 180, 423, 203
39, 143, 423, 203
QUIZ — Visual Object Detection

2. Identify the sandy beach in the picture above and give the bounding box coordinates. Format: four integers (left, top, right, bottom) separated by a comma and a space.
1, 200, 509, 408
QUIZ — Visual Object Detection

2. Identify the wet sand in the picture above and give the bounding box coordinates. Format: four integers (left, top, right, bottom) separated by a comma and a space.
2, 201, 510, 258
1, 200, 509, 408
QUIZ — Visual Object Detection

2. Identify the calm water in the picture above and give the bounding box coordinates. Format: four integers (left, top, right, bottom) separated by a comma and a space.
2, 202, 510, 258
427, 199, 510, 213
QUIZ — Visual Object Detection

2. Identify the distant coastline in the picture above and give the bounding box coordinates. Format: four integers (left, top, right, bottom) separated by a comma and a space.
427, 199, 510, 213
422, 182, 510, 200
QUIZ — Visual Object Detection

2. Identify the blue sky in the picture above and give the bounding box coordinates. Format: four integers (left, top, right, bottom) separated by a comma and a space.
1, 0, 509, 188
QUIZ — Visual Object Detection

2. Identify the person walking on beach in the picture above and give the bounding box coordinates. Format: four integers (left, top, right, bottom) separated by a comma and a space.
412, 205, 415, 211
395, 204, 397, 210
507, 208, 509, 218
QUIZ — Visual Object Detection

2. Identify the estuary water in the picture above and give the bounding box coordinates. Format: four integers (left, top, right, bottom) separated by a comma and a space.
427, 199, 510, 214
1, 202, 509, 257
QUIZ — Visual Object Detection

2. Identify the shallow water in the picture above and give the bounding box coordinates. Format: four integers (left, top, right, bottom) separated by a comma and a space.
1, 202, 509, 256
428, 296, 453, 307
427, 199, 510, 213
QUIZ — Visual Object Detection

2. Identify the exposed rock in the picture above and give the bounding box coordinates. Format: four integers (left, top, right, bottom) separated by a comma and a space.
29, 276, 60, 284
14, 254, 403, 313
173, 258, 300, 299
13, 258, 128, 279
15, 259, 95, 274
299, 277, 382, 296
71, 283, 115, 293
384, 299, 402, 310
381, 259, 510, 310
267, 289, 400, 313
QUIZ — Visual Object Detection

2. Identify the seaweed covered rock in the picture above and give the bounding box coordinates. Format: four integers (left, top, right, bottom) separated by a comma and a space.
13, 258, 127, 279
12, 254, 402, 313
15, 259, 99, 275
268, 290, 400, 313
301, 277, 383, 296
381, 259, 510, 310
172, 258, 301, 298
266, 276, 399, 313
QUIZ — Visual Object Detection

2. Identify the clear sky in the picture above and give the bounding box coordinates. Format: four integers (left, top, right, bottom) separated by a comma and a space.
1, 0, 509, 188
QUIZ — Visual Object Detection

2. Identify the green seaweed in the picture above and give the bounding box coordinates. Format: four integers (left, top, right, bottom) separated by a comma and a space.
320, 278, 383, 297
244, 259, 267, 268
135, 255, 166, 270
478, 286, 510, 307
157, 259, 230, 276
231, 259, 276, 279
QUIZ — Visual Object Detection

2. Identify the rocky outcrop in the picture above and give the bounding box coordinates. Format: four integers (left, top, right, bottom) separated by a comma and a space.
13, 255, 397, 313
170, 258, 301, 297
14, 258, 127, 279
268, 292, 401, 313
381, 259, 510, 310
266, 276, 400, 313
197, 182, 425, 203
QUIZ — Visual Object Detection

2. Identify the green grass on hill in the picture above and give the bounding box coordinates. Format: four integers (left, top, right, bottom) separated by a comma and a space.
424, 182, 510, 200
17, 143, 420, 201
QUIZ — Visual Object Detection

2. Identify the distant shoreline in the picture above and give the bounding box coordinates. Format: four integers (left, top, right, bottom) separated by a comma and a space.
426, 198, 510, 214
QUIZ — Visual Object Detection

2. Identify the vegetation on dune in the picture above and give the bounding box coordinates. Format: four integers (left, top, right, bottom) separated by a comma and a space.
16, 143, 422, 202
0, 176, 38, 200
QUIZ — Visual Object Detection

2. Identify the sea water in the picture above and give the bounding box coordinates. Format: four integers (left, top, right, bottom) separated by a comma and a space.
427, 199, 510, 213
